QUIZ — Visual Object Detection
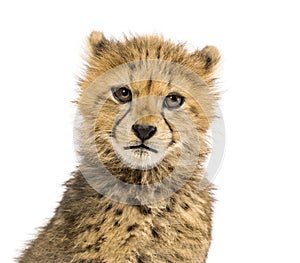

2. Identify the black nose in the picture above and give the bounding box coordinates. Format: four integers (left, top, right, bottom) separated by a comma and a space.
132, 124, 157, 141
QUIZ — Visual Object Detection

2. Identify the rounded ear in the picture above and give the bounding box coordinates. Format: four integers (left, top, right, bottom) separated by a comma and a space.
88, 31, 108, 55
193, 45, 220, 72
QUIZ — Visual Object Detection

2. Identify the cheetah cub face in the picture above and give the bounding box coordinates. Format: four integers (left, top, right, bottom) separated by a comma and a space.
111, 80, 184, 170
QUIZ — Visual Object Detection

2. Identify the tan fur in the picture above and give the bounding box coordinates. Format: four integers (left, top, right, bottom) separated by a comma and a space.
19, 32, 221, 263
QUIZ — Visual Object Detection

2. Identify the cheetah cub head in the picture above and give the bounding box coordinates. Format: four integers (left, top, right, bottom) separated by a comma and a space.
76, 32, 220, 185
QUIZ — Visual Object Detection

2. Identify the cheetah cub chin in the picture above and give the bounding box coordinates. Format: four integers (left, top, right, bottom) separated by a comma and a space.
19, 31, 221, 263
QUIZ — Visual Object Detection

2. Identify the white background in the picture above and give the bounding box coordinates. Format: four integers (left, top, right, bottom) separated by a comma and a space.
1, 1, 300, 262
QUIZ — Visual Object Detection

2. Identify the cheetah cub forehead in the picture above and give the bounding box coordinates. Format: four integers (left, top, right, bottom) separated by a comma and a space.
77, 32, 220, 177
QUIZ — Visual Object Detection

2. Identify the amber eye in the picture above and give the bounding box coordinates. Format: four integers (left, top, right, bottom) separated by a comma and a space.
112, 86, 132, 103
164, 93, 184, 109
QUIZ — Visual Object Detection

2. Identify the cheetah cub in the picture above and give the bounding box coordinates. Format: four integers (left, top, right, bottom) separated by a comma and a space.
19, 32, 221, 263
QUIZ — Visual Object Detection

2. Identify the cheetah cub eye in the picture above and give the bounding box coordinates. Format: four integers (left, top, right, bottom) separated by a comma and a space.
112, 86, 132, 103
164, 93, 185, 109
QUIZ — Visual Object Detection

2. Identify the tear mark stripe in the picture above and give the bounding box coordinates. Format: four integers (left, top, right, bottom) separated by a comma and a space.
111, 106, 131, 138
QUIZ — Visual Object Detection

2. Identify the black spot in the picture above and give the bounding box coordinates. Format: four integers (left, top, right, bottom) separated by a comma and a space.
100, 217, 107, 225
94, 40, 108, 56
115, 209, 123, 216
97, 193, 103, 199
86, 224, 93, 230
166, 204, 173, 212
86, 244, 93, 250
127, 223, 138, 232
65, 214, 76, 225
128, 62, 136, 71
189, 105, 198, 115
95, 226, 100, 232
145, 79, 152, 91
137, 255, 145, 263
138, 205, 152, 215
145, 49, 149, 58
181, 203, 190, 210
205, 56, 212, 69
96, 236, 106, 245
167, 165, 174, 173
136, 173, 142, 182
176, 228, 183, 234
170, 196, 176, 205
95, 41, 106, 51
156, 44, 162, 59
105, 203, 113, 212
151, 227, 159, 238
114, 221, 120, 227
165, 196, 176, 212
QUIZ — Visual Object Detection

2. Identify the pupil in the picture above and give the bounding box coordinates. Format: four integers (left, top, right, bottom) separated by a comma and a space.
122, 89, 128, 96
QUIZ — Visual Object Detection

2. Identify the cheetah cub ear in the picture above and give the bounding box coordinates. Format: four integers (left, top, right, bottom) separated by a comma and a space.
193, 45, 221, 73
88, 31, 109, 55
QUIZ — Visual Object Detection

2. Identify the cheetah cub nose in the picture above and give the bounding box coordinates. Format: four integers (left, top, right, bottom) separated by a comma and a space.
132, 124, 157, 141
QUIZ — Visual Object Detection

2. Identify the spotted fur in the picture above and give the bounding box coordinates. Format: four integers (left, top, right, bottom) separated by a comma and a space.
19, 32, 221, 263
